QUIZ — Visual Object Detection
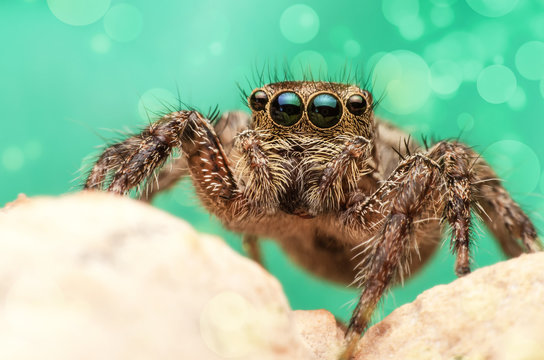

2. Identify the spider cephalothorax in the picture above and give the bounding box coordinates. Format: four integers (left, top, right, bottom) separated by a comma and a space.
248, 81, 373, 137
236, 81, 376, 218
84, 79, 542, 360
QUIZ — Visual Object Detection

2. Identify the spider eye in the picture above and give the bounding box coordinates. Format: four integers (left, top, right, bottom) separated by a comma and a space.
308, 93, 342, 128
346, 94, 368, 116
270, 91, 303, 126
249, 90, 268, 111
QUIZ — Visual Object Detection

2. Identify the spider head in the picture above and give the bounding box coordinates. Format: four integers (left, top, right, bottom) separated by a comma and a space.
247, 81, 375, 141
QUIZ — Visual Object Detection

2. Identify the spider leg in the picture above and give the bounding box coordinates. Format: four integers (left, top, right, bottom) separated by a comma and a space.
234, 129, 289, 215
242, 234, 262, 265
339, 154, 443, 359
472, 157, 542, 255
307, 136, 371, 213
339, 141, 542, 359
431, 141, 541, 257
85, 111, 243, 221
141, 111, 250, 202
428, 142, 474, 276
85, 140, 140, 190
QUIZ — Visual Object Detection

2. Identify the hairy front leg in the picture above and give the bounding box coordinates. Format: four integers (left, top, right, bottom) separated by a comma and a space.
471, 156, 542, 255
305, 136, 372, 215
339, 141, 542, 359
84, 111, 245, 221
339, 154, 442, 359
427, 142, 474, 276
234, 129, 290, 215
430, 141, 542, 258
141, 111, 251, 202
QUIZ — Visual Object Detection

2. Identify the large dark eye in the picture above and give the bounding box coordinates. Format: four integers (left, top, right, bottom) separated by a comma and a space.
308, 93, 342, 128
249, 90, 268, 111
346, 94, 368, 115
270, 92, 303, 126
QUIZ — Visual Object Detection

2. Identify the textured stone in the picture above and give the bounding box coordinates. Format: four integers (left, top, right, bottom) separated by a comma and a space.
292, 309, 345, 360
353, 252, 544, 360
1, 192, 543, 360
0, 192, 310, 360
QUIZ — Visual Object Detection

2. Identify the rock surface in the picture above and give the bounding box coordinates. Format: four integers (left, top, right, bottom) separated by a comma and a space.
0, 192, 309, 360
1, 192, 543, 360
353, 251, 544, 360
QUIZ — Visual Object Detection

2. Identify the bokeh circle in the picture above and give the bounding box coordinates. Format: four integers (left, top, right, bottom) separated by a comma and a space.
290, 51, 328, 79
515, 41, 544, 81
90, 34, 111, 53
280, 4, 319, 44
430, 60, 463, 96
103, 4, 143, 42
138, 88, 177, 121
47, 0, 110, 26
507, 87, 526, 110
2, 147, 24, 172
457, 113, 474, 131
382, 0, 419, 27
476, 65, 517, 104
465, 0, 520, 18
430, 5, 455, 27
484, 140, 540, 197
372, 50, 431, 115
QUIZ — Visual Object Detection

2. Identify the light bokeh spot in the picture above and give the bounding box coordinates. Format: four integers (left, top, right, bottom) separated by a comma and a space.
280, 4, 319, 44
103, 4, 143, 42
462, 60, 484, 82
530, 13, 544, 39
398, 16, 425, 41
290, 50, 328, 79
430, 60, 463, 96
515, 41, 544, 80
344, 40, 361, 58
47, 0, 110, 26
138, 88, 178, 121
382, 0, 419, 27
457, 113, 474, 131
507, 86, 527, 110
372, 50, 431, 115
90, 34, 111, 53
423, 31, 485, 82
2, 147, 24, 172
465, 0, 520, 17
476, 65, 517, 104
484, 140, 540, 197
475, 22, 509, 62
209, 41, 224, 56
430, 5, 455, 27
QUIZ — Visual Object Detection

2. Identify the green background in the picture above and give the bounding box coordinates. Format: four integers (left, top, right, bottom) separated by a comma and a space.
2, 0, 544, 323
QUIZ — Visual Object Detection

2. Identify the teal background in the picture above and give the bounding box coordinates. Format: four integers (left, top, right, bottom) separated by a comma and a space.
2, 0, 544, 323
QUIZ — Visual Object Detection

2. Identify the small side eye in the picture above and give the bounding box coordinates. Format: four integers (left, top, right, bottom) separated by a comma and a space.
270, 91, 303, 126
249, 90, 268, 111
308, 93, 342, 128
346, 93, 369, 116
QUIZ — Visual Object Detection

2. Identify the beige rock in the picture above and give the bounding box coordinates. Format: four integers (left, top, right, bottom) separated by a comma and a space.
294, 253, 544, 360
2, 192, 543, 360
352, 252, 544, 360
292, 310, 345, 360
0, 192, 311, 360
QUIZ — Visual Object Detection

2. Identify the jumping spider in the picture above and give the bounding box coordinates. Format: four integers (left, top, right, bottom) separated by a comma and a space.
84, 80, 542, 359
